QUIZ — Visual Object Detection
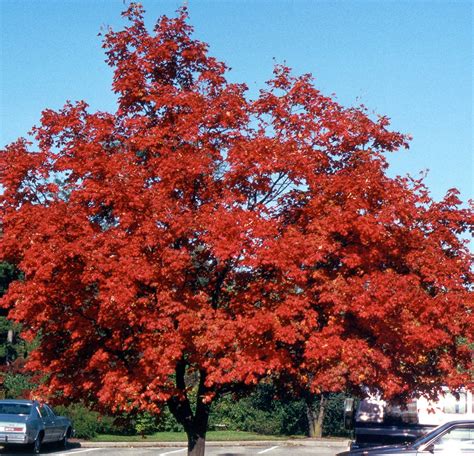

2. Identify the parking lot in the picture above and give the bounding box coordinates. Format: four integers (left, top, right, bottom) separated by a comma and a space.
0, 442, 349, 456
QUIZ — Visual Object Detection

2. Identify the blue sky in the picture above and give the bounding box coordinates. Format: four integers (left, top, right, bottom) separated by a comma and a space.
1, 0, 472, 203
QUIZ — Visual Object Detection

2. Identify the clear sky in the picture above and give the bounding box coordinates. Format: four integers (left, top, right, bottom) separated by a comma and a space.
1, 0, 472, 203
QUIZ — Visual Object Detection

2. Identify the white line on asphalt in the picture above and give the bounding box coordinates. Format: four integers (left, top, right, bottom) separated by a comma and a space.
257, 446, 280, 454
159, 449, 187, 456
58, 450, 99, 456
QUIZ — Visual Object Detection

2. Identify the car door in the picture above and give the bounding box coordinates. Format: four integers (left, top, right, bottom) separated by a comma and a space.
37, 404, 56, 442
418, 423, 474, 454
44, 404, 64, 441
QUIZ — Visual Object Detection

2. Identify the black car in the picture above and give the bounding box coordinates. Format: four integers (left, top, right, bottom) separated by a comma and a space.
337, 420, 474, 455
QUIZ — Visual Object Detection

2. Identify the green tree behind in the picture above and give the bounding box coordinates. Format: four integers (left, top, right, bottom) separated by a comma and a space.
0, 262, 34, 397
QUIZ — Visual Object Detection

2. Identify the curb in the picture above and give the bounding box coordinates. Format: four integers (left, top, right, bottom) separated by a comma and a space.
75, 438, 350, 449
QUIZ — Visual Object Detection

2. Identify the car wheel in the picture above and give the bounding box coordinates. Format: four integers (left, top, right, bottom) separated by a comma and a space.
59, 429, 70, 449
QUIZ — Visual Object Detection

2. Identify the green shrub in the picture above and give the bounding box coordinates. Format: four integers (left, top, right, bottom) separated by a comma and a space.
97, 414, 119, 435
155, 407, 184, 432
209, 384, 307, 436
278, 399, 308, 436
51, 389, 349, 439
3, 373, 34, 399
135, 411, 159, 435
321, 393, 351, 437
93, 408, 183, 436
209, 385, 350, 437
54, 403, 105, 439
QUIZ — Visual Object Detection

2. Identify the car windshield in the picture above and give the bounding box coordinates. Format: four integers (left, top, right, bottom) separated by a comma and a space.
0, 403, 32, 415
409, 423, 448, 448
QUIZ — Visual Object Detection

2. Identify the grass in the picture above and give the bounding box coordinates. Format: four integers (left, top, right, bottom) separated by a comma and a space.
92, 430, 304, 442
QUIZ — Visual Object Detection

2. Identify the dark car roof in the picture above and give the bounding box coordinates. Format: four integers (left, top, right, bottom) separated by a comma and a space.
343, 421, 474, 455
443, 420, 474, 424
405, 420, 474, 452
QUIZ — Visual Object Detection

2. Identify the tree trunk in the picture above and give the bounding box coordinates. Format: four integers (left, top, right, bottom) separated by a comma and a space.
167, 362, 210, 456
314, 394, 327, 438
306, 397, 317, 438
187, 429, 206, 456
306, 393, 327, 438
186, 387, 209, 456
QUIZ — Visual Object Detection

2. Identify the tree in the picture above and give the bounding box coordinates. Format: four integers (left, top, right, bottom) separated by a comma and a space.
1, 4, 472, 455
0, 262, 25, 365
304, 392, 326, 438
0, 262, 34, 399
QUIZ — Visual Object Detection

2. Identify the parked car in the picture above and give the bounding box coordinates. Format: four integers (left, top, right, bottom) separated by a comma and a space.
344, 388, 474, 448
337, 420, 474, 455
0, 399, 74, 454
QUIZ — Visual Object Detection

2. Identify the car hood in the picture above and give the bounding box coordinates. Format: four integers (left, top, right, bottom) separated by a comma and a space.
0, 414, 29, 423
338, 444, 412, 455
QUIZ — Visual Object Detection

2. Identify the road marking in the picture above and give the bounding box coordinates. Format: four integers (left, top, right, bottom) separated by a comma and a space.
257, 446, 280, 454
159, 449, 187, 456
58, 450, 99, 456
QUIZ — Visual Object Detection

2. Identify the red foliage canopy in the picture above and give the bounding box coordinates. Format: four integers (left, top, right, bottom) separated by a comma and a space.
1, 3, 472, 446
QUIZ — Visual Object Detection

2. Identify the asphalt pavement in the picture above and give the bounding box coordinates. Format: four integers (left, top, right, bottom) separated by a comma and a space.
0, 439, 350, 456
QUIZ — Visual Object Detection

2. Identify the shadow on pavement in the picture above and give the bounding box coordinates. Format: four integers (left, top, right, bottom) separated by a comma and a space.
216, 454, 246, 456
0, 441, 81, 454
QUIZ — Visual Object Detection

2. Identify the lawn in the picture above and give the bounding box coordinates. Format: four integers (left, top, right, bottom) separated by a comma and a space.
92, 430, 303, 442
